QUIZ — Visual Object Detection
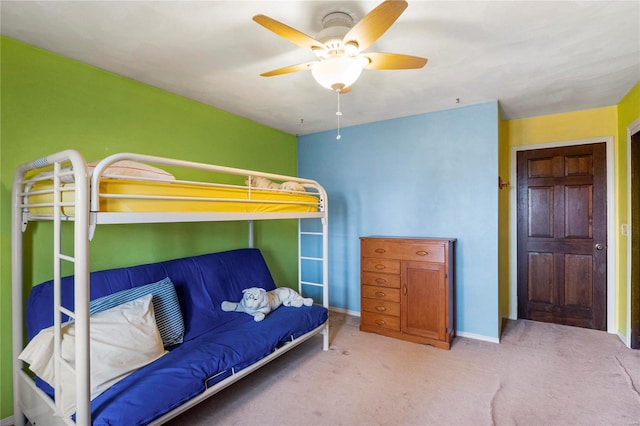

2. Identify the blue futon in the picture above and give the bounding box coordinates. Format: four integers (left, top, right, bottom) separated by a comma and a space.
25, 248, 329, 425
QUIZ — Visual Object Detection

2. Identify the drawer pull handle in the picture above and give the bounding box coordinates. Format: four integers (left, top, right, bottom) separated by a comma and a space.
375, 278, 387, 284
375, 248, 386, 254
375, 264, 386, 270
375, 291, 386, 298
375, 306, 387, 312
375, 319, 386, 326
416, 250, 429, 256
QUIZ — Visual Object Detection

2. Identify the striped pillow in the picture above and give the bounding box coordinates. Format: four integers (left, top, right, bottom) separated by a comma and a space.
90, 277, 184, 347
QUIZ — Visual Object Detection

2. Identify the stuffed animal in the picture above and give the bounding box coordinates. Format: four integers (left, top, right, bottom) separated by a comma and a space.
221, 287, 313, 322
246, 176, 305, 192
246, 175, 280, 190
279, 181, 306, 192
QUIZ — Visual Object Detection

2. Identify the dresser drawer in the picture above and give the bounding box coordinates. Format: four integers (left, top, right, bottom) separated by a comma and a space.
361, 257, 400, 274
361, 239, 445, 263
361, 271, 400, 288
361, 285, 400, 302
361, 311, 400, 331
361, 298, 400, 317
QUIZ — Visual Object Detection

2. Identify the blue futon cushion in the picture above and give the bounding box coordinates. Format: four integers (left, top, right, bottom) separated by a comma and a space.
25, 248, 328, 425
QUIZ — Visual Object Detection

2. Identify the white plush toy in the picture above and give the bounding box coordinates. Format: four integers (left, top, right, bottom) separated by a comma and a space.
279, 181, 306, 192
246, 175, 280, 190
221, 287, 313, 322
246, 176, 305, 192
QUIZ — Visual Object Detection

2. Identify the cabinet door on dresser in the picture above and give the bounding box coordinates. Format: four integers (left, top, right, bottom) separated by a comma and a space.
402, 261, 446, 340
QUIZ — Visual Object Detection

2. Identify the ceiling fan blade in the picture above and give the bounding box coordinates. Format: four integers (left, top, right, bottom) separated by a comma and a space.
253, 14, 325, 51
260, 62, 317, 77
343, 0, 408, 52
362, 52, 427, 70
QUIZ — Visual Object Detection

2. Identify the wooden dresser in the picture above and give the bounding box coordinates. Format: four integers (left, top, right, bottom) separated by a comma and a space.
359, 236, 456, 349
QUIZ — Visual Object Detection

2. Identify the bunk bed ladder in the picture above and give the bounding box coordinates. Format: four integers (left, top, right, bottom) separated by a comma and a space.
52, 160, 77, 417
298, 217, 329, 351
12, 150, 92, 426
52, 156, 92, 425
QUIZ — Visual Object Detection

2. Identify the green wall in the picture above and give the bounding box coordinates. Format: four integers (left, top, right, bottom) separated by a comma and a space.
0, 36, 299, 419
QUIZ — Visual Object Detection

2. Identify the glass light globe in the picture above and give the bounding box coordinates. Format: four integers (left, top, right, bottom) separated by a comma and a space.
311, 56, 363, 91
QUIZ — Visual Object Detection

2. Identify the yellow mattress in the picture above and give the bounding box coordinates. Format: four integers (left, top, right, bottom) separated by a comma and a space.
27, 179, 320, 215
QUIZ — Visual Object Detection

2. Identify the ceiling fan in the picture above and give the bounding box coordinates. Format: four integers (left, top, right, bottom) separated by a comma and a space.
253, 0, 428, 93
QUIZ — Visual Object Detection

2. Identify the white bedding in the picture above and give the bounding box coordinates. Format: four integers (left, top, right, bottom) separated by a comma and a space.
19, 294, 167, 416
32, 159, 176, 183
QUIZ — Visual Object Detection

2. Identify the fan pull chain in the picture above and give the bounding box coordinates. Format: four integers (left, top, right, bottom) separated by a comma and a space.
336, 91, 342, 140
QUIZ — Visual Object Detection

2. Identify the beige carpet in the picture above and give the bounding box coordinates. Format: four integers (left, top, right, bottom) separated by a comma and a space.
166, 313, 640, 426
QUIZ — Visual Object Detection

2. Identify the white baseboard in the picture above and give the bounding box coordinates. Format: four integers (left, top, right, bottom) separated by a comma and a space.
330, 307, 500, 343
456, 330, 500, 344
617, 331, 631, 348
1, 415, 14, 426
329, 306, 361, 317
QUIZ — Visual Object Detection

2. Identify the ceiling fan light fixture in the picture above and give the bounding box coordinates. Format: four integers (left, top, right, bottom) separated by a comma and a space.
311, 56, 363, 91
344, 41, 359, 56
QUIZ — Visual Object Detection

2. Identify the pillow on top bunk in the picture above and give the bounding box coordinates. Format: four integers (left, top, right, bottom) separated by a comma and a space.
30, 159, 175, 183
19, 294, 166, 417
89, 277, 184, 347
87, 160, 176, 181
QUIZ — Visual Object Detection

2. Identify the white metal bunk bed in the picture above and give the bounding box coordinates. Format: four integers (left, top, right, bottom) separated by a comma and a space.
11, 149, 329, 426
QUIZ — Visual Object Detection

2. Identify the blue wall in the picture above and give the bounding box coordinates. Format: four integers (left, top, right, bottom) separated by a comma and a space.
298, 102, 500, 339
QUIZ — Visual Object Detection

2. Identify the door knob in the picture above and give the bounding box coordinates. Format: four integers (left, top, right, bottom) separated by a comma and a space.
595, 243, 605, 250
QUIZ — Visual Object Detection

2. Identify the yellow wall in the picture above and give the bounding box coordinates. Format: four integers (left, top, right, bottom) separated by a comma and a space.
616, 82, 640, 339
506, 106, 617, 146
500, 81, 640, 338
504, 106, 618, 329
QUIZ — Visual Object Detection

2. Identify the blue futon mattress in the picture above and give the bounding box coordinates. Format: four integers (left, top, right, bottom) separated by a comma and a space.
25, 248, 328, 425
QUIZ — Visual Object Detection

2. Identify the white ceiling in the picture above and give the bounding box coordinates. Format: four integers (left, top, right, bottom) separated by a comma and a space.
2, 1, 639, 135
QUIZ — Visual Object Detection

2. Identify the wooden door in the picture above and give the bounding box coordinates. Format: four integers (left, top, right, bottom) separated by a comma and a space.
401, 261, 445, 339
631, 131, 640, 349
517, 143, 607, 330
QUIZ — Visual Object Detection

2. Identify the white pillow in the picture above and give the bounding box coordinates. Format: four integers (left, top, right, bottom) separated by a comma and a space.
31, 160, 175, 183
87, 160, 175, 181
19, 294, 167, 417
